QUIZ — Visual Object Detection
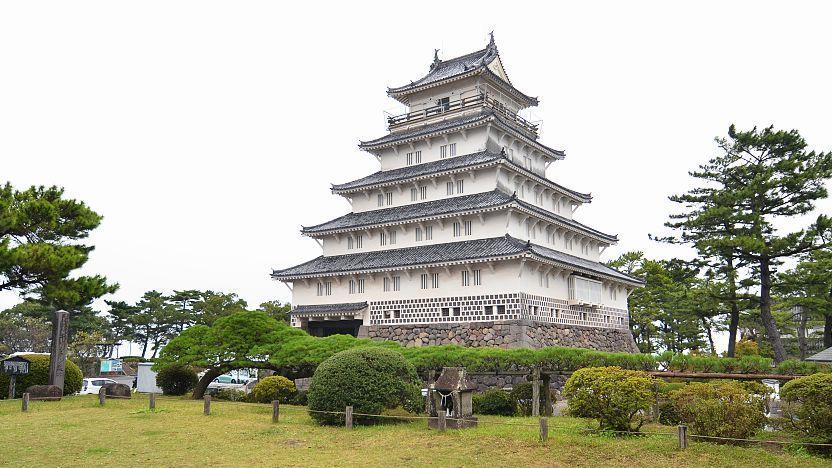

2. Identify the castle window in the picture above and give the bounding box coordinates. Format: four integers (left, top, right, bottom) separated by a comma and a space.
484, 305, 493, 316
441, 308, 450, 317
380, 232, 387, 246
452, 307, 461, 316
383, 277, 391, 292
390, 231, 397, 245
446, 181, 454, 195
377, 194, 383, 207
406, 152, 413, 165
461, 270, 470, 286
394, 310, 401, 319
497, 305, 506, 315
464, 220, 472, 236
355, 235, 363, 248
431, 273, 440, 288
420, 274, 429, 289
415, 150, 422, 164
473, 269, 481, 286
419, 186, 427, 200
386, 192, 393, 205
449, 143, 456, 157
456, 180, 464, 194
410, 188, 417, 201
317, 282, 332, 296
348, 280, 357, 294
453, 222, 461, 237
437, 97, 450, 112
425, 225, 433, 240
523, 155, 532, 170
415, 227, 422, 242
440, 145, 448, 159
393, 276, 400, 291
358, 279, 365, 293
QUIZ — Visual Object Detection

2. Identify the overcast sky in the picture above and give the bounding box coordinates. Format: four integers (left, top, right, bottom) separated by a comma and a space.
2, 2, 830, 352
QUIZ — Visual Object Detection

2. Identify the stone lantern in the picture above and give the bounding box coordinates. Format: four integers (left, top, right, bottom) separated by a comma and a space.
428, 367, 478, 429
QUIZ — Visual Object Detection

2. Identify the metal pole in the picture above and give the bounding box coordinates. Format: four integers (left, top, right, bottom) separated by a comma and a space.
22, 393, 29, 412
438, 409, 446, 432
678, 425, 688, 450
539, 417, 549, 443
272, 400, 280, 423
99, 387, 106, 406
204, 395, 211, 416
149, 393, 156, 410
345, 406, 353, 429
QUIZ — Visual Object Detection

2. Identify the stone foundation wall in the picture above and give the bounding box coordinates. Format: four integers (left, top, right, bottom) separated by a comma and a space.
360, 319, 638, 353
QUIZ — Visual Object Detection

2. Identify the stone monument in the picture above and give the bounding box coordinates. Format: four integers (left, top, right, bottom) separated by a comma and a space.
48, 309, 70, 391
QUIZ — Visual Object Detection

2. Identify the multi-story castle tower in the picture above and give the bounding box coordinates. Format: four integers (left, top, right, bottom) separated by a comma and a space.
272, 36, 643, 352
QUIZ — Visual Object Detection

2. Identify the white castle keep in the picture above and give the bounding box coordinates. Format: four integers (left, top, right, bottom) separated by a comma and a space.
272, 36, 644, 351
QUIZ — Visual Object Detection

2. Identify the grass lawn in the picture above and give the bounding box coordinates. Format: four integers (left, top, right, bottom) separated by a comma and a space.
0, 394, 827, 467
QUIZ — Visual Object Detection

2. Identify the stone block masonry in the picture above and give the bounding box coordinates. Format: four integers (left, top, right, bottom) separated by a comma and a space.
359, 319, 639, 353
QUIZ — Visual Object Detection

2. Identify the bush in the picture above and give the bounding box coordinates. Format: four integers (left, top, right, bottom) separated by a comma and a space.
290, 390, 308, 406
214, 388, 248, 402
307, 347, 421, 425
563, 366, 653, 432
510, 382, 555, 416
670, 381, 766, 442
473, 389, 516, 416
780, 373, 832, 454
0, 354, 82, 398
250, 376, 296, 404
156, 365, 198, 396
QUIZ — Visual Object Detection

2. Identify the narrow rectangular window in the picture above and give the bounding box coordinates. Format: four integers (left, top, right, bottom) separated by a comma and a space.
449, 143, 456, 156
393, 276, 400, 291
456, 179, 464, 194
415, 227, 422, 242
473, 269, 481, 286
446, 181, 454, 195
461, 270, 470, 287
406, 152, 413, 165
464, 220, 472, 236
484, 305, 493, 316
358, 279, 365, 293
356, 235, 363, 248
410, 188, 417, 201
349, 280, 356, 294
425, 225, 433, 240
419, 186, 427, 200
390, 231, 397, 245
453, 222, 461, 237
420, 274, 428, 290
325, 282, 332, 296
383, 277, 391, 292
317, 283, 324, 296
386, 192, 393, 205
431, 273, 440, 288
440, 145, 447, 159
415, 151, 422, 164
347, 237, 354, 250
380, 232, 387, 246
377, 194, 383, 207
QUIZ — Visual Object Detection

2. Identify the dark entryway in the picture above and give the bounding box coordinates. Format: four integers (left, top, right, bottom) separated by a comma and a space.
306, 319, 363, 337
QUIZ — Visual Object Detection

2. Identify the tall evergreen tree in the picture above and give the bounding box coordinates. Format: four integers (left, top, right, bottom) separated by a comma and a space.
777, 247, 832, 351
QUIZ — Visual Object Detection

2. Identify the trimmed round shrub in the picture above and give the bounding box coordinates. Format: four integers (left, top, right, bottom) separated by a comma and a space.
307, 347, 421, 425
473, 389, 516, 416
671, 381, 766, 442
214, 388, 248, 402
250, 375, 296, 404
563, 366, 653, 432
780, 373, 832, 454
0, 354, 82, 398
155, 365, 198, 396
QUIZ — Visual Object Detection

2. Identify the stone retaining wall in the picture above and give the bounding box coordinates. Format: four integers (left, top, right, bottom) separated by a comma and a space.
359, 319, 638, 353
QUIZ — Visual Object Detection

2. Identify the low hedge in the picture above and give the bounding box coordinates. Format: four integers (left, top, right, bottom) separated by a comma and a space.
780, 373, 832, 454
473, 389, 516, 416
156, 365, 198, 396
670, 381, 767, 441
250, 376, 296, 404
0, 354, 82, 398
563, 366, 654, 432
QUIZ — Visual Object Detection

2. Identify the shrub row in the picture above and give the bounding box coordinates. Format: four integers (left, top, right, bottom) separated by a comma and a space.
0, 354, 83, 398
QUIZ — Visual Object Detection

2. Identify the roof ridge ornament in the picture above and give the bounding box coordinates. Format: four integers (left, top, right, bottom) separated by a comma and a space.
489, 31, 495, 48
430, 49, 441, 71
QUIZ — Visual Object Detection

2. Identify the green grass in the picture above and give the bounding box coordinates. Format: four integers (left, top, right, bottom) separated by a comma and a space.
0, 395, 827, 467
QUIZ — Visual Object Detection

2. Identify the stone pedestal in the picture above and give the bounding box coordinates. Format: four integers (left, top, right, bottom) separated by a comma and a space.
48, 310, 70, 391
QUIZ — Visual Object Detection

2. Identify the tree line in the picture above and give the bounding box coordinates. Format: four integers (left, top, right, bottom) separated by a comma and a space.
613, 125, 832, 362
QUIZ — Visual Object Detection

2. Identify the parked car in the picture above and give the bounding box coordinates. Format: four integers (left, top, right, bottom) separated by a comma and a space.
79, 378, 118, 395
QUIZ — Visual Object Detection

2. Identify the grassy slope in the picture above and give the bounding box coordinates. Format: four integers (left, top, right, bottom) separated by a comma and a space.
0, 395, 825, 467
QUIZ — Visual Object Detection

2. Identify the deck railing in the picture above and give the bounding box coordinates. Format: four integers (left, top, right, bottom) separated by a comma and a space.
387, 93, 539, 137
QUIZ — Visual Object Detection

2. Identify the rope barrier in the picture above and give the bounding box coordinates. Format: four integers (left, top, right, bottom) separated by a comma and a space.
689, 433, 832, 447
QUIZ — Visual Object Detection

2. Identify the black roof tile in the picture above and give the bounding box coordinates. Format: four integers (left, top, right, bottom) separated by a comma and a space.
290, 302, 367, 315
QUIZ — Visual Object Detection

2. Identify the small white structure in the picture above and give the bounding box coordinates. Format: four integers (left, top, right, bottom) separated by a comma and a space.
136, 362, 163, 394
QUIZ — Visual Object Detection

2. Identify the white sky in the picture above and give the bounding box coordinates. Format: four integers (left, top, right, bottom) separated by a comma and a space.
2, 2, 831, 353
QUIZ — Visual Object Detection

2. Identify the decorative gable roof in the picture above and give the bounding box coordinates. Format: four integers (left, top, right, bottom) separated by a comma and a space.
272, 235, 643, 286
302, 189, 616, 243
387, 35, 538, 108
358, 110, 563, 160
331, 149, 590, 203
806, 347, 832, 362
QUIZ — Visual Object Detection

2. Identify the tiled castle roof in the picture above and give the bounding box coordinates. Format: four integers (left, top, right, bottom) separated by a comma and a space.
387, 36, 538, 107
330, 149, 591, 202
272, 235, 643, 285
290, 302, 367, 316
302, 189, 616, 242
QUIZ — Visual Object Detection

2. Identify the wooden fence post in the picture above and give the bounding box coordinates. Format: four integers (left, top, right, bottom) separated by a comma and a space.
678, 425, 688, 450
8, 374, 16, 400
532, 367, 541, 417
22, 393, 29, 412
149, 393, 156, 410
203, 395, 211, 416
438, 410, 446, 432
345, 406, 353, 429
272, 400, 280, 423
98, 388, 106, 406
539, 417, 548, 443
